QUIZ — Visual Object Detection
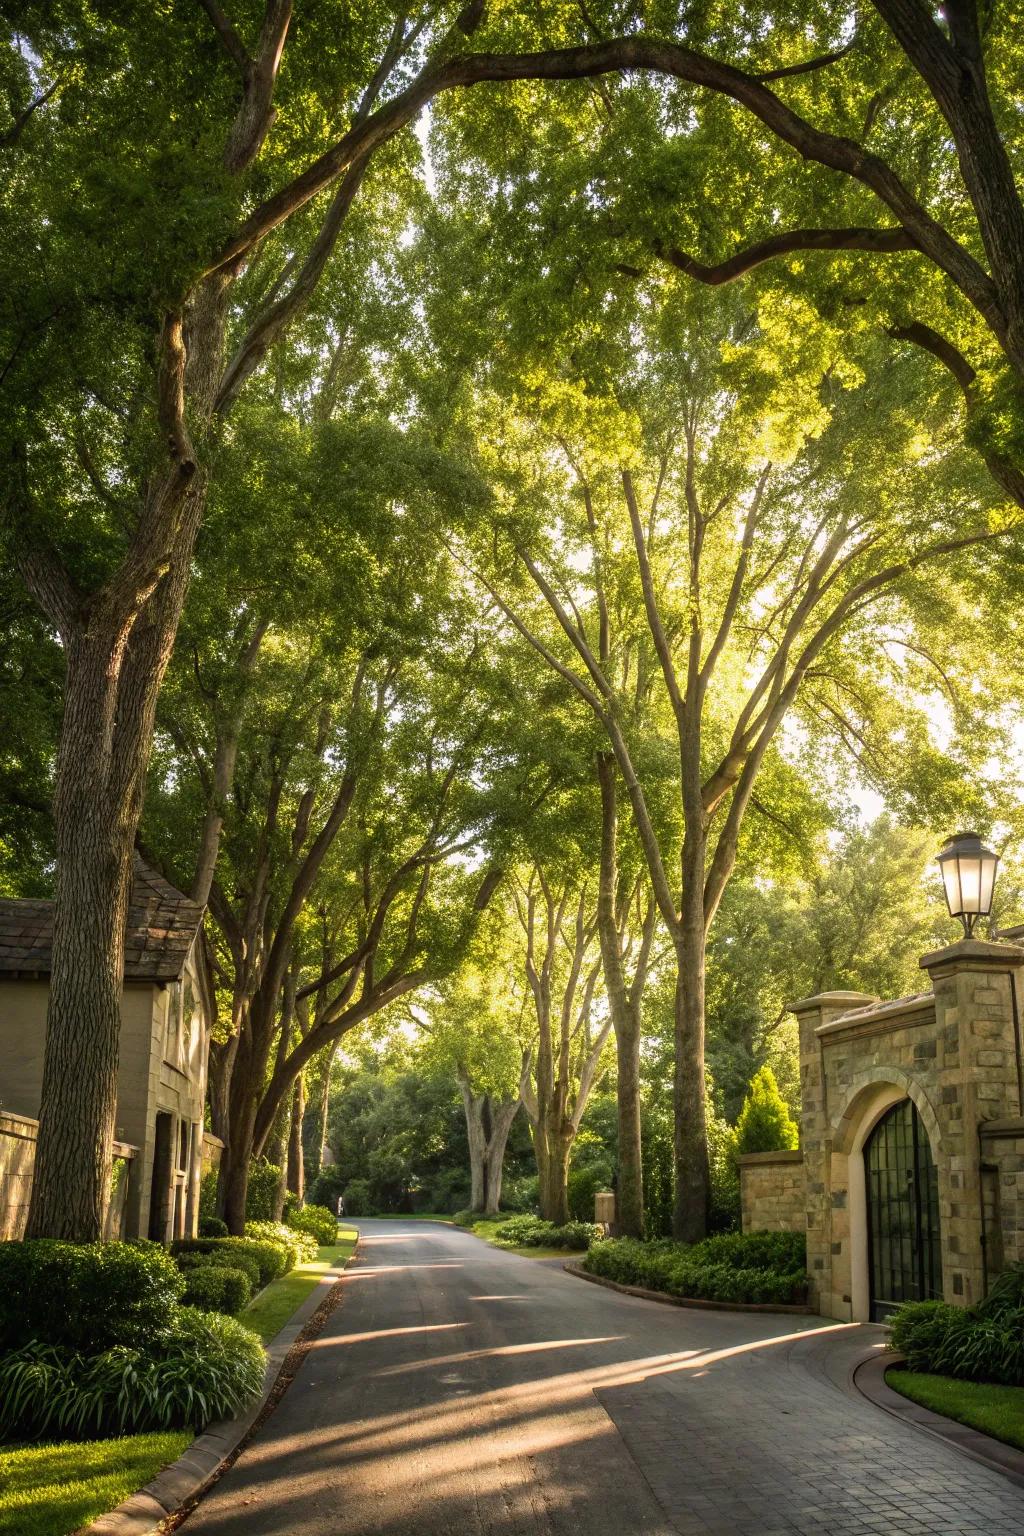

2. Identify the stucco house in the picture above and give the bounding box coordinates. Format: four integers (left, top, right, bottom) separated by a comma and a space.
0, 856, 213, 1242
739, 933, 1024, 1322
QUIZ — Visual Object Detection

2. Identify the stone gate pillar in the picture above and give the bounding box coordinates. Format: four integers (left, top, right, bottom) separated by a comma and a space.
789, 991, 878, 1314
919, 938, 1024, 1305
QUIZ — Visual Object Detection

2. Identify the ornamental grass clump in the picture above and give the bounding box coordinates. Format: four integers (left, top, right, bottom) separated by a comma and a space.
582, 1231, 808, 1307
888, 1265, 1024, 1387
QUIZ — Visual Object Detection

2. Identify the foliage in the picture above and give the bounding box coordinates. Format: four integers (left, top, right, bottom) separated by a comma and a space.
0, 1432, 193, 1536
175, 1247, 262, 1292
239, 1228, 359, 1345
583, 1232, 808, 1306
0, 1240, 184, 1352
179, 1263, 252, 1317
286, 1205, 338, 1247
198, 1171, 219, 1226
888, 1275, 1024, 1387
171, 1238, 287, 1290
492, 1214, 602, 1251
199, 1216, 229, 1239
245, 1160, 284, 1222
567, 1162, 613, 1223
733, 1068, 800, 1157
341, 1179, 373, 1217
0, 1310, 264, 1438
306, 1165, 347, 1213
244, 1221, 317, 1266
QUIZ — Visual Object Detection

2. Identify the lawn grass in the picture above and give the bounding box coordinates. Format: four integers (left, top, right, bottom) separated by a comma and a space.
0, 1431, 192, 1536
240, 1226, 359, 1345
466, 1218, 570, 1260
887, 1369, 1024, 1452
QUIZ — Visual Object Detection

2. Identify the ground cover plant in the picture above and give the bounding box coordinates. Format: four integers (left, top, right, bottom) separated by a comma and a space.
582, 1231, 808, 1306
887, 1265, 1024, 1387
0, 1431, 192, 1536
492, 1215, 602, 1252
885, 1371, 1024, 1454
240, 1230, 359, 1345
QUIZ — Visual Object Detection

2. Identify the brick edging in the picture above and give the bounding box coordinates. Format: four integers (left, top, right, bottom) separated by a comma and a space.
81, 1236, 361, 1536
853, 1350, 1024, 1490
562, 1260, 814, 1314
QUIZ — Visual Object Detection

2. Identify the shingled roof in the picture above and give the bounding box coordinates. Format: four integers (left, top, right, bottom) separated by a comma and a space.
0, 855, 205, 982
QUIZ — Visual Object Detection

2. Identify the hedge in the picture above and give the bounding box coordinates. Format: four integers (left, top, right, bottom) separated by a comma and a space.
171, 1236, 289, 1289
582, 1232, 809, 1306
244, 1219, 318, 1265
286, 1204, 338, 1247
180, 1263, 252, 1316
492, 1215, 603, 1251
0, 1240, 185, 1352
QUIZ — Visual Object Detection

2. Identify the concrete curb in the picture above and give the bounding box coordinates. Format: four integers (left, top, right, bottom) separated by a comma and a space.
562, 1260, 814, 1314
82, 1237, 360, 1535
853, 1350, 1024, 1490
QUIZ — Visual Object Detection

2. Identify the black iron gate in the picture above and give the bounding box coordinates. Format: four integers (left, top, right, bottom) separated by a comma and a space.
864, 1097, 942, 1322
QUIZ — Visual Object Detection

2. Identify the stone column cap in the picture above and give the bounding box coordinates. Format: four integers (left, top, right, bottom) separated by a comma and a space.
920, 937, 1024, 973
787, 990, 878, 1017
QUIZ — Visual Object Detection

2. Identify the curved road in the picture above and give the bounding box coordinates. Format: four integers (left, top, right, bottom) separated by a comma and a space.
182, 1219, 1024, 1536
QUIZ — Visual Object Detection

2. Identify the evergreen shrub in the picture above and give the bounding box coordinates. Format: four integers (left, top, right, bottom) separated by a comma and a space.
307, 1165, 346, 1211
286, 1204, 338, 1246
734, 1067, 799, 1155
244, 1159, 283, 1221
180, 1263, 252, 1315
171, 1236, 288, 1288
0, 1239, 184, 1352
199, 1216, 229, 1238
567, 1162, 613, 1222
493, 1215, 602, 1251
582, 1231, 808, 1306
175, 1247, 261, 1290
244, 1219, 317, 1264
342, 1177, 372, 1216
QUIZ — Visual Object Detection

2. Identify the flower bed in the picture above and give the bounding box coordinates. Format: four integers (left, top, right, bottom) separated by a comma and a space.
581, 1230, 808, 1306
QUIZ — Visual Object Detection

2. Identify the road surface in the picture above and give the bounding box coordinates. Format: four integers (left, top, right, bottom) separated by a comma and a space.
181, 1218, 1024, 1536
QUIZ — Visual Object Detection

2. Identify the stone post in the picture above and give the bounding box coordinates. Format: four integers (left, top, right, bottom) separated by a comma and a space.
919, 938, 1024, 1306
788, 992, 878, 1313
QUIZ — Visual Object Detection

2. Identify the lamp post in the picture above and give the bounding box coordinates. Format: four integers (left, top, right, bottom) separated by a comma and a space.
936, 832, 1000, 939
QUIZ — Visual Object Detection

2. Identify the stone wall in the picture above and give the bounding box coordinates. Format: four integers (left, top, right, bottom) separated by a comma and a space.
738, 1150, 805, 1233
792, 940, 1024, 1322
0, 1110, 136, 1240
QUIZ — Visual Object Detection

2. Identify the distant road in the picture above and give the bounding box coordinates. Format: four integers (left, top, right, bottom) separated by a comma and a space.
181, 1218, 1024, 1536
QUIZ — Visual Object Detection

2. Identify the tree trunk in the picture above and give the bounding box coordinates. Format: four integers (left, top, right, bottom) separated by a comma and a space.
483, 1097, 520, 1216
287, 1074, 305, 1204
673, 910, 710, 1243
459, 1073, 487, 1211
596, 753, 644, 1238
537, 1123, 571, 1225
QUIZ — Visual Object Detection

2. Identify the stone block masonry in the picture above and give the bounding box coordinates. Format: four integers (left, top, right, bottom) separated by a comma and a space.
737, 1150, 804, 1233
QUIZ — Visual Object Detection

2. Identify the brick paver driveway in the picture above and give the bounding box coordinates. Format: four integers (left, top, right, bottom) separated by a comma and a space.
182, 1219, 1024, 1536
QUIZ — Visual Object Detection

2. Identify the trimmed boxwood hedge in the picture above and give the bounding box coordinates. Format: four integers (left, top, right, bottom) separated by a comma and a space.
0, 1239, 185, 1351
171, 1236, 289, 1288
180, 1263, 252, 1315
582, 1231, 808, 1306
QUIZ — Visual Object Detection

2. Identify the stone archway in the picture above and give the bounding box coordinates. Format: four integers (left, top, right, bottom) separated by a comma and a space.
830, 1073, 943, 1322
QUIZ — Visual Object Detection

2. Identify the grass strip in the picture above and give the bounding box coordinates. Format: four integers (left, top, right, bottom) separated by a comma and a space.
240, 1227, 358, 1344
886, 1368, 1024, 1452
0, 1431, 192, 1536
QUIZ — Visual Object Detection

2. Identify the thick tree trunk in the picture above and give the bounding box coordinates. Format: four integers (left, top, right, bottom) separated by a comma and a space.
483, 1098, 519, 1216
536, 1122, 572, 1225
596, 753, 644, 1238
672, 898, 710, 1242
459, 1073, 487, 1211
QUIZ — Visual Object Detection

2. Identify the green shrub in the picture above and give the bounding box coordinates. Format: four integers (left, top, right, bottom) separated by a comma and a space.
171, 1237, 287, 1289
244, 1220, 316, 1265
199, 1216, 229, 1238
734, 1066, 799, 1156
175, 1247, 262, 1291
181, 1264, 252, 1316
493, 1215, 602, 1251
452, 1209, 479, 1228
245, 1159, 283, 1221
198, 1168, 219, 1224
567, 1162, 613, 1222
306, 1165, 346, 1211
977, 1262, 1024, 1321
0, 1310, 265, 1439
287, 1204, 338, 1247
582, 1234, 809, 1306
342, 1177, 372, 1217
888, 1291, 1024, 1386
0, 1240, 185, 1352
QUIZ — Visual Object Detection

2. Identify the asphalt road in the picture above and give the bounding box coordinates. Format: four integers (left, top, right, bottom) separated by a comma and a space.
181, 1218, 1024, 1536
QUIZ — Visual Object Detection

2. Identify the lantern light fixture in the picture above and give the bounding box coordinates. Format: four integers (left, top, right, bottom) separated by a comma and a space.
936, 832, 999, 939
